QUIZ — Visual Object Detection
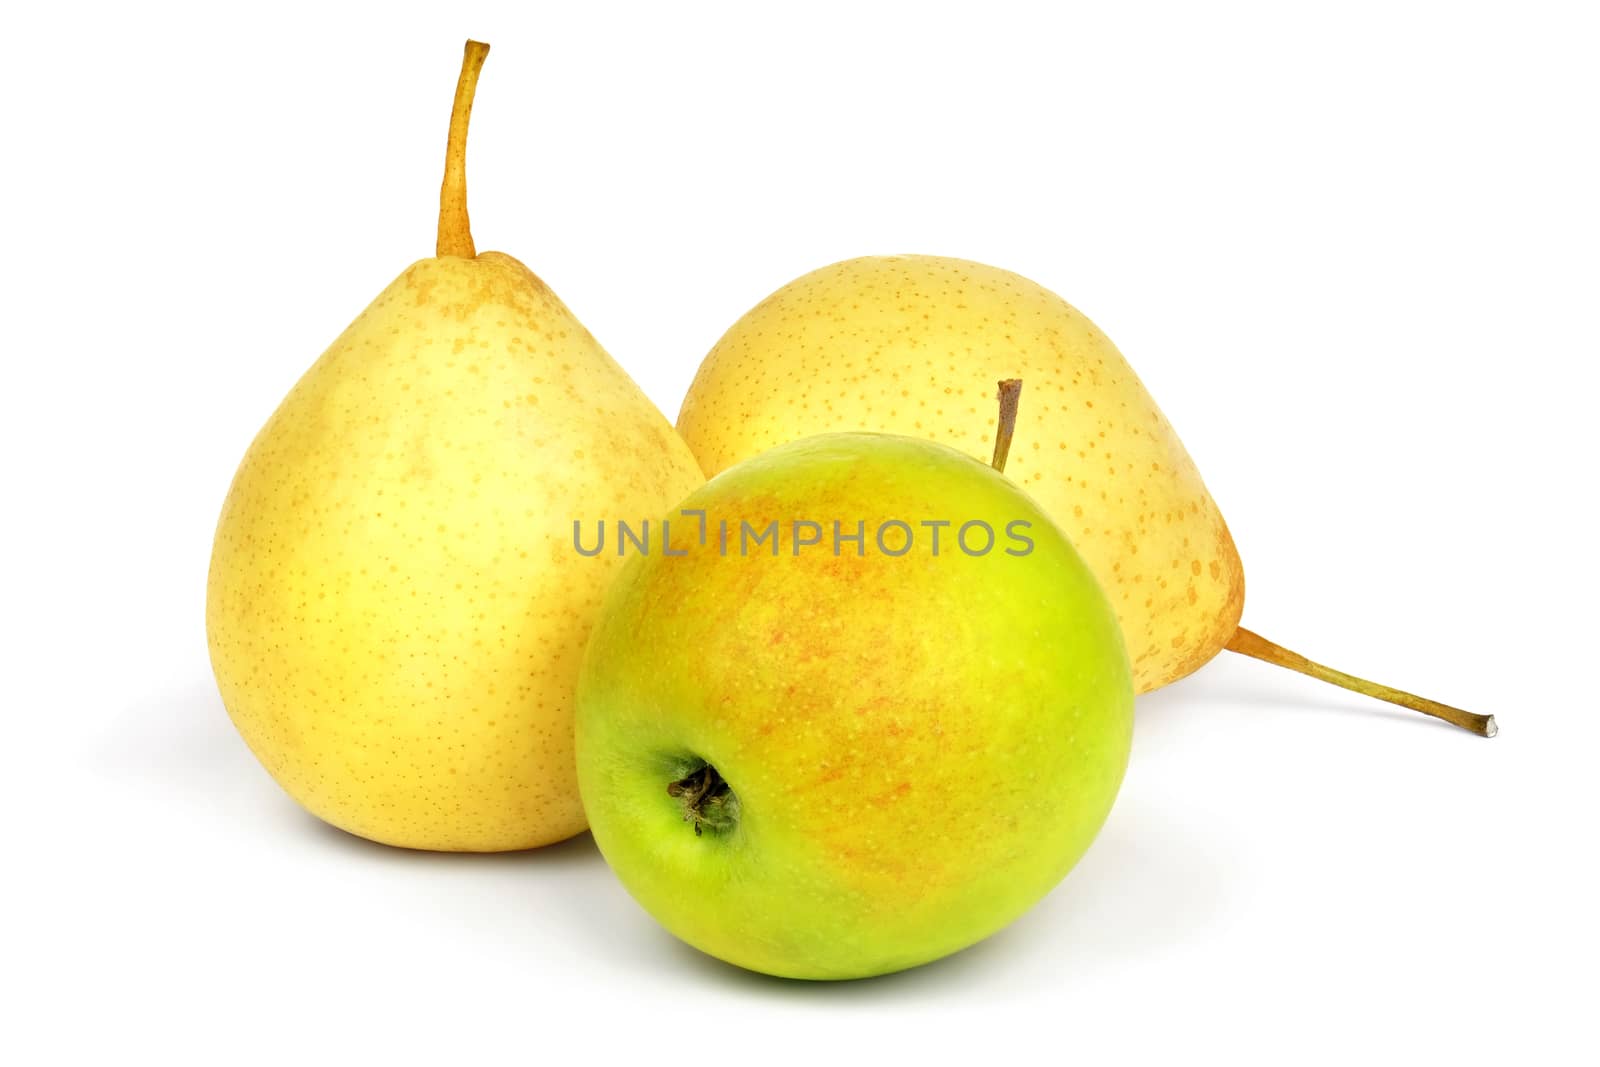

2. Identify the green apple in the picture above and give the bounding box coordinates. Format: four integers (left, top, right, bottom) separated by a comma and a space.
575, 432, 1133, 979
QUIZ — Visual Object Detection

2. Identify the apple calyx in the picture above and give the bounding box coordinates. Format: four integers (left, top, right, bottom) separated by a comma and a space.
667, 764, 739, 836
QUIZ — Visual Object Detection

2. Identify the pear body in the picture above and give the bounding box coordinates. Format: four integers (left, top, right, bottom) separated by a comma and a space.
677, 255, 1243, 692
208, 252, 704, 850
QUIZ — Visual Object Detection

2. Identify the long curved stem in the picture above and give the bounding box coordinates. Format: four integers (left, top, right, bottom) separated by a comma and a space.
437, 40, 490, 258
1225, 626, 1497, 737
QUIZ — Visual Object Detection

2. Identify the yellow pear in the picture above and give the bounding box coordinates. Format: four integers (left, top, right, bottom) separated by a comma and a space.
678, 256, 1493, 736
206, 41, 705, 851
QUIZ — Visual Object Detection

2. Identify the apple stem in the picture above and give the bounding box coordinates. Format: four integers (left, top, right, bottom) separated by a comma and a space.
437, 40, 490, 259
1224, 627, 1497, 738
991, 379, 1023, 472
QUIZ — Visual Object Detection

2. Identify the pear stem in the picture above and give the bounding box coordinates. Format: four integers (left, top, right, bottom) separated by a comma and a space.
437, 40, 490, 258
991, 379, 1023, 472
1225, 627, 1497, 738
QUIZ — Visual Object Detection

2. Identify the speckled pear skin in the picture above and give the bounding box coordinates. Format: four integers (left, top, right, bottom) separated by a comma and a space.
677, 255, 1244, 693
207, 251, 705, 851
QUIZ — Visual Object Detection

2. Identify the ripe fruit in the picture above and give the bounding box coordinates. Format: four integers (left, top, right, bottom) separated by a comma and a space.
206, 41, 703, 851
678, 256, 1494, 736
575, 408, 1133, 978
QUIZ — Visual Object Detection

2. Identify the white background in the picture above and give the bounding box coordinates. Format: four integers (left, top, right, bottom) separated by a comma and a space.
5, 1, 1597, 1062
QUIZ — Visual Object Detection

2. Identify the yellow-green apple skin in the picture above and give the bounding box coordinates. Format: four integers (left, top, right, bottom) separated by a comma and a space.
676, 255, 1246, 694
575, 433, 1133, 979
206, 251, 704, 851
